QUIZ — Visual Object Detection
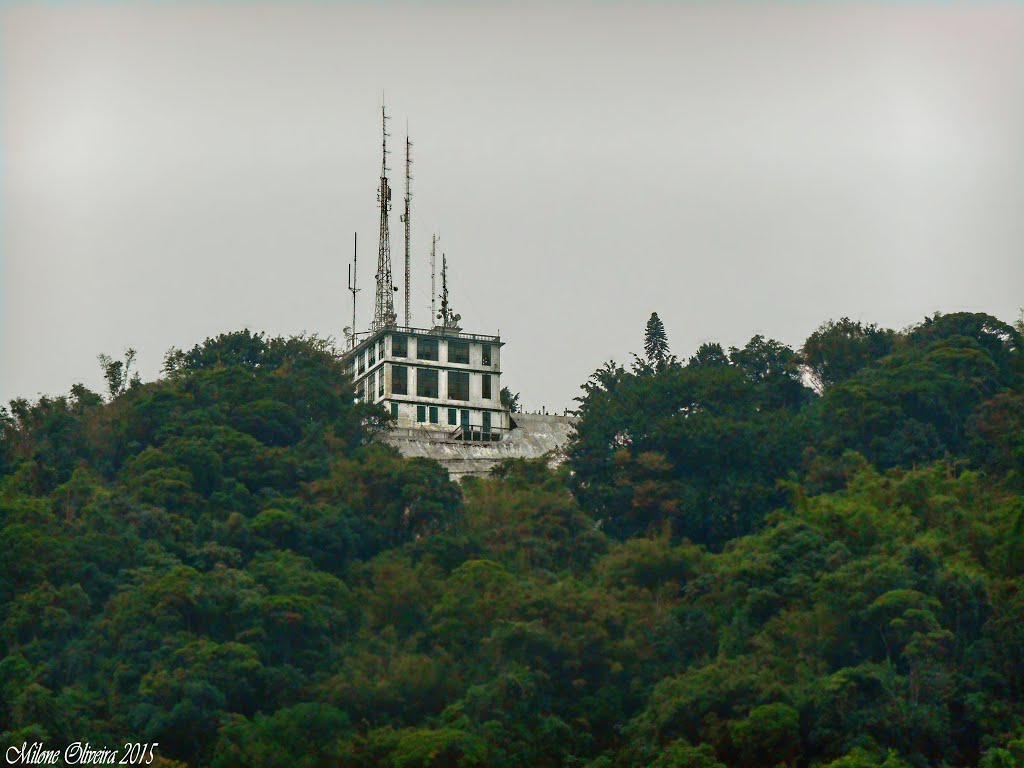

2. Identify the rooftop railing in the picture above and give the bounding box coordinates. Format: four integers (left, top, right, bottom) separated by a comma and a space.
393, 326, 500, 344
343, 325, 501, 356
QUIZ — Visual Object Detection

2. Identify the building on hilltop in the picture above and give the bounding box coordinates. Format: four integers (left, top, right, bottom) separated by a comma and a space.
344, 323, 510, 441
340, 105, 571, 475
342, 106, 511, 442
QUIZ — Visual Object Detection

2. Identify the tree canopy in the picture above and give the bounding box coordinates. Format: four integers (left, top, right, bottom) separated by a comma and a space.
1, 313, 1022, 768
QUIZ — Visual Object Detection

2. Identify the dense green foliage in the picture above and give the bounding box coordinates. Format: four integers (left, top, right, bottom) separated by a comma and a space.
1, 313, 1022, 767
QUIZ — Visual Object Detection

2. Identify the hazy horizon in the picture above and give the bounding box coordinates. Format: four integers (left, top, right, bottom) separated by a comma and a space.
3, 2, 1023, 411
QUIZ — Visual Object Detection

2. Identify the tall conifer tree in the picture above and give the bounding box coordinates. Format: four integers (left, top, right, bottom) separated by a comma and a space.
644, 312, 670, 369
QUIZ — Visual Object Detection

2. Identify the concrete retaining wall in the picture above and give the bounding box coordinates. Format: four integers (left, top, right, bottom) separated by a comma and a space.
380, 413, 577, 481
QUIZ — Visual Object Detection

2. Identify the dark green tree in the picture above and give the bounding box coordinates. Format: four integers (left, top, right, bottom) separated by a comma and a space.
500, 387, 521, 414
644, 312, 671, 370
802, 317, 896, 391
97, 348, 140, 400
687, 342, 730, 368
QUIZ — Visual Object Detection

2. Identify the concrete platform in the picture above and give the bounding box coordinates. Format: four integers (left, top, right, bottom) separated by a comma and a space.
380, 412, 577, 481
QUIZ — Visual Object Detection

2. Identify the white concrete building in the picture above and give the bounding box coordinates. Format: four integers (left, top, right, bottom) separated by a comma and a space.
344, 325, 510, 440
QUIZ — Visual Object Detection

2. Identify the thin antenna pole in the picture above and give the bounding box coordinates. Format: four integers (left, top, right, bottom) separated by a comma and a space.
430, 234, 437, 324
404, 128, 412, 327
348, 232, 360, 349
441, 253, 448, 315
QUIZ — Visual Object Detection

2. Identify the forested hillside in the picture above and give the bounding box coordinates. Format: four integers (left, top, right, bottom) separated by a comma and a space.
1, 313, 1023, 767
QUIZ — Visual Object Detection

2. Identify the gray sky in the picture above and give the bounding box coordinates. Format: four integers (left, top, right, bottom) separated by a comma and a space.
2, 2, 1023, 412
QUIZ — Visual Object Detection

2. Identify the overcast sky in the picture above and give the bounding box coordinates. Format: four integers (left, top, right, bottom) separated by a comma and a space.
2, 2, 1022, 412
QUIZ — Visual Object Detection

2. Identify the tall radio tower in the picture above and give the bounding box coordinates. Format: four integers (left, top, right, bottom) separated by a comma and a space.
372, 104, 397, 331
403, 130, 413, 327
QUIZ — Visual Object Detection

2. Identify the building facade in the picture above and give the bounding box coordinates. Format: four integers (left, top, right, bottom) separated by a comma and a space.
345, 326, 509, 440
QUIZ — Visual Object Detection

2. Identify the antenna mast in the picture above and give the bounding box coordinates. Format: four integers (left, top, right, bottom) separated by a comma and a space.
430, 234, 437, 324
347, 232, 360, 349
403, 130, 412, 327
437, 252, 460, 329
439, 253, 449, 323
372, 104, 397, 331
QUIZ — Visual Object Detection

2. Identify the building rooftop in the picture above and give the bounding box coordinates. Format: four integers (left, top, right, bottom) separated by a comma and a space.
343, 324, 503, 360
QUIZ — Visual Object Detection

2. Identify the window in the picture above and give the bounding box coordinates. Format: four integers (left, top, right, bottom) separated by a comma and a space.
392, 335, 407, 357
392, 365, 408, 395
391, 403, 398, 420
482, 344, 492, 366
482, 411, 491, 433
448, 408, 457, 425
417, 368, 439, 398
378, 372, 384, 398
416, 405, 426, 423
368, 345, 376, 367
429, 406, 438, 424
448, 371, 469, 401
460, 409, 470, 428
378, 340, 385, 361
482, 374, 492, 399
448, 340, 469, 364
417, 337, 438, 360
358, 354, 366, 375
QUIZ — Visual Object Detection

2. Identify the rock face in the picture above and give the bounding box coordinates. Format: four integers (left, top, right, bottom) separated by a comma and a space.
380, 413, 577, 481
